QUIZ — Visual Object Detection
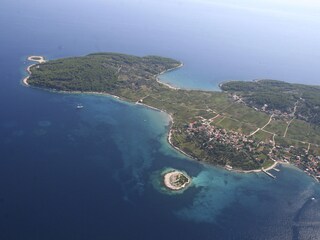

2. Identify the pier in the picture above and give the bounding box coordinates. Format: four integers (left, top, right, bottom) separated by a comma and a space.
262, 169, 276, 179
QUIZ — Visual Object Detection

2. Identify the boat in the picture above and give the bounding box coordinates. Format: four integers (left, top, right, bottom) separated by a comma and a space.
76, 104, 84, 109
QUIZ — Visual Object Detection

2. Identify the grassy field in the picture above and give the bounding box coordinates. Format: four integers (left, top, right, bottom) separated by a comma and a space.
215, 117, 256, 135
254, 130, 274, 143
275, 135, 309, 149
264, 119, 288, 136
286, 119, 320, 145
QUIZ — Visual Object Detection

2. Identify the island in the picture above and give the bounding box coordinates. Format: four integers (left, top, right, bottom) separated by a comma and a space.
23, 53, 320, 181
163, 170, 191, 191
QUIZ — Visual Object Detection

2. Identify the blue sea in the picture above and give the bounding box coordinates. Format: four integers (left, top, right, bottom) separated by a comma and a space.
1, 0, 320, 239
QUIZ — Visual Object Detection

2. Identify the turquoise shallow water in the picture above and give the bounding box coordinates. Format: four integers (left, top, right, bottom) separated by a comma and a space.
1, 0, 320, 239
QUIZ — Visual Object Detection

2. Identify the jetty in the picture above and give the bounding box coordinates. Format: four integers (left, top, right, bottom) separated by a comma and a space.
262, 168, 276, 179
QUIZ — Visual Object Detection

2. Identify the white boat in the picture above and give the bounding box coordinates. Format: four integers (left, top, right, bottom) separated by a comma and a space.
76, 104, 84, 109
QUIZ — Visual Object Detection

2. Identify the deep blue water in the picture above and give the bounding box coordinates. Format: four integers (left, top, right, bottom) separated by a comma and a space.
1, 0, 320, 239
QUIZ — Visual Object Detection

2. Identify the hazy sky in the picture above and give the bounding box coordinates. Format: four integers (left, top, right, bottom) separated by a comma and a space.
191, 0, 320, 16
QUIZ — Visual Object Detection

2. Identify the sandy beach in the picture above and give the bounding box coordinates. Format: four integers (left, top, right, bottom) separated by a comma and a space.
263, 161, 278, 172
22, 64, 33, 86
155, 63, 183, 90
28, 56, 46, 63
22, 56, 46, 86
230, 160, 278, 174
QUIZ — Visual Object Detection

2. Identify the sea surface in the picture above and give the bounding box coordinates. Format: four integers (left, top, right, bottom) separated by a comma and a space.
1, 0, 320, 239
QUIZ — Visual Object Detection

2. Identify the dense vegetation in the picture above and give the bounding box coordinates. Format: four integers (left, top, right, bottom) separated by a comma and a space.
176, 174, 189, 185
28, 53, 180, 92
221, 80, 320, 125
27, 53, 320, 171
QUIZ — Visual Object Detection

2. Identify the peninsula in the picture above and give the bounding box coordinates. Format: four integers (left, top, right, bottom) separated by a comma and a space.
24, 53, 320, 180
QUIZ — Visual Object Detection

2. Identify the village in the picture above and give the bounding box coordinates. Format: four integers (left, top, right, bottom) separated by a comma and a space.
186, 115, 320, 181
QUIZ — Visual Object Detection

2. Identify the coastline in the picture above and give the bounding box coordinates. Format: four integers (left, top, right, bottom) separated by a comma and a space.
22, 56, 46, 86
23, 56, 278, 175
23, 64, 34, 86
218, 79, 263, 90
28, 55, 46, 63
155, 63, 183, 90
166, 114, 198, 160
218, 80, 240, 90
231, 160, 278, 174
